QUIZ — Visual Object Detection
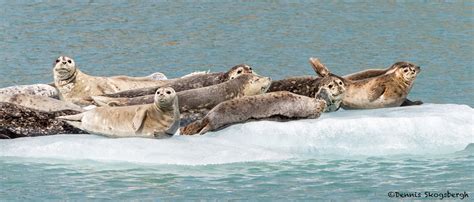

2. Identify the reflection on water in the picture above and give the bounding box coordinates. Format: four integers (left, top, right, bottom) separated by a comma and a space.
0, 1, 472, 105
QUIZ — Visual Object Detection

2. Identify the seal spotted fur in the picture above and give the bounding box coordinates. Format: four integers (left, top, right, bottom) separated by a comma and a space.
310, 58, 421, 109
0, 84, 59, 98
180, 77, 345, 135
0, 94, 84, 112
0, 102, 86, 139
92, 74, 272, 126
102, 64, 254, 98
268, 58, 346, 112
53, 56, 171, 105
342, 64, 422, 106
58, 87, 180, 138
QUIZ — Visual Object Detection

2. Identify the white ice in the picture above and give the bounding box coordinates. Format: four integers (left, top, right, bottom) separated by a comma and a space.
0, 104, 472, 165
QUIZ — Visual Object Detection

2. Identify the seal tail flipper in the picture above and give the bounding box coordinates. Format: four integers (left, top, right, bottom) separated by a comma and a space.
309, 57, 330, 77
57, 113, 84, 121
180, 118, 209, 135
64, 121, 85, 131
198, 124, 211, 135
401, 98, 423, 106
91, 96, 115, 107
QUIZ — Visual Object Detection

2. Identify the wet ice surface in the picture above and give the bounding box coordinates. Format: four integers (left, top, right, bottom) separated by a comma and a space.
1, 104, 472, 165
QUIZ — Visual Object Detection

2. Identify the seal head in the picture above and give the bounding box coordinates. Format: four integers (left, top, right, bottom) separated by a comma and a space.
224, 64, 254, 80
53, 56, 77, 85
316, 75, 346, 112
154, 87, 177, 111
242, 75, 272, 96
389, 61, 420, 82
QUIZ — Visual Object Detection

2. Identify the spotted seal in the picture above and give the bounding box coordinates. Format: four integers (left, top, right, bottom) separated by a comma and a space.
268, 58, 346, 112
58, 87, 180, 138
342, 63, 422, 106
0, 94, 84, 112
0, 84, 59, 98
180, 81, 344, 135
53, 56, 172, 105
91, 74, 272, 126
0, 102, 86, 139
102, 64, 254, 98
310, 58, 421, 109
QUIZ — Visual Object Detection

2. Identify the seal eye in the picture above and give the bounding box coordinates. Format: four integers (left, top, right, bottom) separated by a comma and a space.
404, 69, 408, 73
249, 67, 252, 70
55, 59, 60, 63
339, 81, 343, 85
237, 70, 242, 74
67, 60, 72, 64
166, 91, 171, 94
328, 84, 333, 88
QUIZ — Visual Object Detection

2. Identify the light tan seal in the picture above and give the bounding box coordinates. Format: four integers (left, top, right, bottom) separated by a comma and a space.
103, 64, 255, 98
53, 56, 171, 106
342, 63, 422, 106
180, 78, 346, 135
91, 74, 271, 109
58, 87, 180, 138
0, 94, 84, 112
92, 74, 272, 126
310, 58, 421, 109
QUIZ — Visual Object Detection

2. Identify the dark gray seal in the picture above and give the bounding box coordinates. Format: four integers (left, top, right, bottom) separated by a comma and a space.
267, 58, 346, 112
0, 102, 86, 139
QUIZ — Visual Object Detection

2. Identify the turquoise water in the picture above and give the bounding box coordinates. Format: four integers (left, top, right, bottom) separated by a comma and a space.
1, 154, 473, 200
1, 1, 473, 200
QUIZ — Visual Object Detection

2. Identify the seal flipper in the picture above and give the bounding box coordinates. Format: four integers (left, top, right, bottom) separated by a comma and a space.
64, 121, 85, 131
180, 118, 208, 135
132, 107, 147, 132
165, 120, 180, 136
309, 57, 330, 77
401, 98, 423, 106
198, 124, 211, 135
57, 113, 84, 121
91, 96, 112, 107
368, 85, 386, 102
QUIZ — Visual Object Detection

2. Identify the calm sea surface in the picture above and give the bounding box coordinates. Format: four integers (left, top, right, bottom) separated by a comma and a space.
0, 1, 473, 200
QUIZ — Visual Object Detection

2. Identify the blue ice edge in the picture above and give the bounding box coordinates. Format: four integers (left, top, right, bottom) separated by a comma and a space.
0, 104, 472, 165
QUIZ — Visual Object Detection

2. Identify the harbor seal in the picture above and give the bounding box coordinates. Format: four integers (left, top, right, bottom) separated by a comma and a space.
92, 74, 271, 108
310, 58, 421, 109
53, 56, 170, 105
58, 87, 180, 138
102, 64, 254, 98
180, 83, 342, 135
91, 74, 272, 126
268, 58, 346, 112
0, 94, 84, 112
341, 63, 423, 106
0, 84, 59, 98
0, 102, 86, 139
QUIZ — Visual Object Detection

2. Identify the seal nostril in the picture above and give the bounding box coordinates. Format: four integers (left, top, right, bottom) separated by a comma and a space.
62, 62, 67, 64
